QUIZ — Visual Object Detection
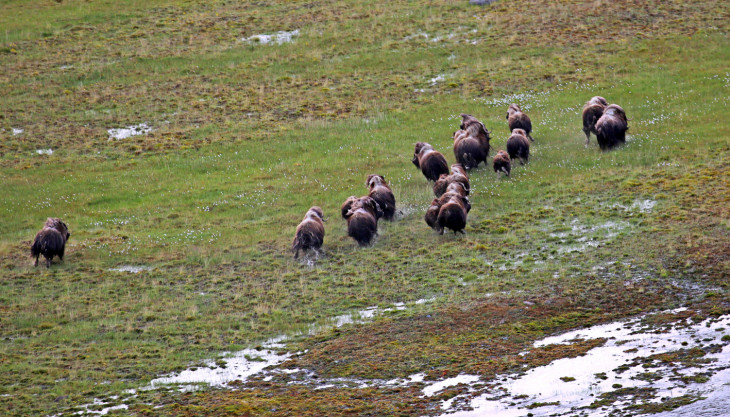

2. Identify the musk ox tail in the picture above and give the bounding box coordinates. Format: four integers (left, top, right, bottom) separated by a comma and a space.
31, 240, 40, 257
462, 152, 477, 170
292, 230, 322, 259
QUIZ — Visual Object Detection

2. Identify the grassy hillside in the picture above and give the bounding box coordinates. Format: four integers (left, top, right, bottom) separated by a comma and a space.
0, 0, 728, 415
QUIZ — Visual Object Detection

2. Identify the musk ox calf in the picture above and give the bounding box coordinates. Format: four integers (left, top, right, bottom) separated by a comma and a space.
412, 142, 449, 182
507, 128, 531, 165
342, 196, 383, 246
506, 104, 534, 142
292, 206, 325, 259
366, 174, 396, 221
595, 104, 629, 150
425, 182, 471, 235
582, 96, 609, 146
31, 218, 70, 268
433, 163, 470, 197
493, 150, 512, 177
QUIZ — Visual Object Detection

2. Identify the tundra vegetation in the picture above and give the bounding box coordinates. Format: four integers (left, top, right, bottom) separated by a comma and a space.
0, 0, 728, 416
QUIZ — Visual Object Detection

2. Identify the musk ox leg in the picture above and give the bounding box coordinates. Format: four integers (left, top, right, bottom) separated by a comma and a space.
458, 229, 466, 235
527, 134, 534, 142
45, 256, 52, 268
34, 255, 39, 267
584, 130, 591, 146
293, 248, 300, 259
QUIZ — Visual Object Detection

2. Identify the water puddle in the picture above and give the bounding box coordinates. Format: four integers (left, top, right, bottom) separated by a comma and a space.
550, 220, 628, 254
107, 123, 152, 140
149, 348, 292, 389
435, 311, 730, 416
108, 265, 154, 273
241, 30, 299, 45
147, 298, 437, 390
54, 397, 129, 416
36, 149, 53, 155
423, 374, 481, 397
429, 74, 447, 86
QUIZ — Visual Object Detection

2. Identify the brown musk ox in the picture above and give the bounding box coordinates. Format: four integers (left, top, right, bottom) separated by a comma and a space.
412, 142, 449, 182
453, 128, 487, 170
456, 113, 491, 167
595, 104, 629, 150
506, 104, 534, 142
582, 96, 609, 146
292, 206, 325, 259
366, 174, 396, 221
425, 182, 471, 235
31, 217, 70, 268
433, 163, 470, 198
493, 150, 512, 177
342, 196, 383, 246
507, 128, 530, 165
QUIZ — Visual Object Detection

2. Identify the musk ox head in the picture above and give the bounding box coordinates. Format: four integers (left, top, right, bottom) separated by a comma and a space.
412, 142, 429, 167
511, 128, 528, 137
45, 217, 70, 240
307, 206, 325, 221
589, 96, 609, 107
366, 174, 387, 189
603, 104, 627, 121
506, 103, 522, 119
341, 196, 359, 219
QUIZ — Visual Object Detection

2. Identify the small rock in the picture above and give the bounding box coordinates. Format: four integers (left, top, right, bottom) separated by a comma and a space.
470, 0, 497, 5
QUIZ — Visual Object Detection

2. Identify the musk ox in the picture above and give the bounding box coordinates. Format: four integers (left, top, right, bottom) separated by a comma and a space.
453, 128, 487, 169
506, 104, 533, 142
425, 183, 471, 235
31, 218, 70, 268
458, 114, 491, 162
507, 128, 530, 165
595, 104, 629, 150
582, 96, 609, 146
366, 174, 396, 221
433, 163, 470, 197
292, 206, 325, 259
493, 150, 511, 177
412, 142, 449, 182
342, 196, 383, 246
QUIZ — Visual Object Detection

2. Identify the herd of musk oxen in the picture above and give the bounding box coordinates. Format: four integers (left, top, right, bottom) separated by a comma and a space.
30, 97, 628, 266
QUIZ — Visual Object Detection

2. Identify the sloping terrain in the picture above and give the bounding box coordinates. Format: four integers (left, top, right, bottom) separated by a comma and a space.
0, 0, 728, 415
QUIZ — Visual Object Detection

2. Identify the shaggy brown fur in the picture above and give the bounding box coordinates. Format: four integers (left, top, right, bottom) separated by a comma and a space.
433, 164, 470, 197
425, 183, 471, 235
506, 128, 530, 165
453, 129, 487, 169
459, 114, 491, 159
595, 104, 629, 150
366, 174, 396, 221
412, 142, 449, 182
341, 196, 359, 219
292, 206, 325, 259
493, 150, 512, 177
506, 104, 533, 142
582, 96, 609, 146
342, 196, 383, 246
31, 217, 70, 268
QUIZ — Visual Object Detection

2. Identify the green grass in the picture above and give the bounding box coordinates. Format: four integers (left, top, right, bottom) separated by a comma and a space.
1, 0, 728, 415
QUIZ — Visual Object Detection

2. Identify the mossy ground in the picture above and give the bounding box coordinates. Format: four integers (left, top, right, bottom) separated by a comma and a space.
1, 0, 728, 415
